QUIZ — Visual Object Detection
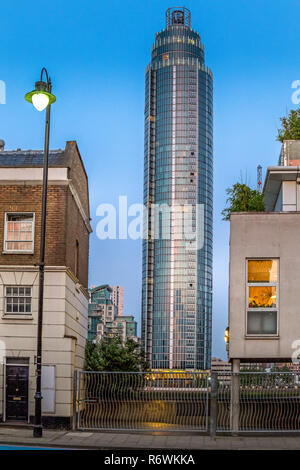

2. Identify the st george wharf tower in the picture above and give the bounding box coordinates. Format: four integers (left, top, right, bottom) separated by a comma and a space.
142, 7, 213, 370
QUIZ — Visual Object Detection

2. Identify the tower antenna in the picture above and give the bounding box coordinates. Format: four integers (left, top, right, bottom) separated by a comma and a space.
257, 165, 262, 193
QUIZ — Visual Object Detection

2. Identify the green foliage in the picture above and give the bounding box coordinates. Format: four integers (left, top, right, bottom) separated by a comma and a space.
222, 183, 265, 220
240, 366, 266, 373
85, 336, 149, 372
277, 108, 300, 142
270, 365, 291, 373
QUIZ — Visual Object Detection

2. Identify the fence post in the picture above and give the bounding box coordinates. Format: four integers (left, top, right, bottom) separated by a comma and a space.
72, 369, 77, 431
230, 359, 240, 434
210, 371, 218, 437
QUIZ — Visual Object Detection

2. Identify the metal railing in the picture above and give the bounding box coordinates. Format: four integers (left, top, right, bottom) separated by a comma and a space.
73, 370, 300, 434
216, 372, 300, 433
73, 370, 209, 432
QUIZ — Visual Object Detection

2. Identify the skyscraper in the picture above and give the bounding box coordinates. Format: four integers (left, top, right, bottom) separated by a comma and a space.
142, 7, 213, 370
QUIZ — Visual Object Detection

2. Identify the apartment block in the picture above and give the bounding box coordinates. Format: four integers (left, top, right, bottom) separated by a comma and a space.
88, 285, 137, 343
111, 286, 124, 316
88, 285, 116, 341
228, 140, 300, 367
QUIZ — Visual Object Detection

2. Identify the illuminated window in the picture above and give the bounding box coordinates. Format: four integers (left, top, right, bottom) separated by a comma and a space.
246, 259, 278, 335
162, 54, 169, 61
248, 286, 276, 308
188, 38, 195, 45
248, 259, 278, 283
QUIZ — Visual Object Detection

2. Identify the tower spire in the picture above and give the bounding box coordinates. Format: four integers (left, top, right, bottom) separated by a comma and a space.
166, 7, 191, 29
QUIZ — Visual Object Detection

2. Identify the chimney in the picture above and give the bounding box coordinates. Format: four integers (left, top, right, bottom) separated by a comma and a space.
0, 140, 4, 151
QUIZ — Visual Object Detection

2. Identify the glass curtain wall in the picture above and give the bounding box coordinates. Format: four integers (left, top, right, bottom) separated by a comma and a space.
142, 8, 213, 370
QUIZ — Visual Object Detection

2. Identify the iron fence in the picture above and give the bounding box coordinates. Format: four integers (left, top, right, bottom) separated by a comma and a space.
216, 372, 300, 433
73, 370, 209, 432
73, 370, 300, 434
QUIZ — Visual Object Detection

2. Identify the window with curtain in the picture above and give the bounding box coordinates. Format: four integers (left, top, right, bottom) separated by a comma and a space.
247, 260, 278, 335
4, 213, 34, 252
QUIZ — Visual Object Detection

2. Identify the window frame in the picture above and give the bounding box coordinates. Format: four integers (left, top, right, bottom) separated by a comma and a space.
246, 259, 279, 337
4, 285, 32, 315
3, 212, 35, 254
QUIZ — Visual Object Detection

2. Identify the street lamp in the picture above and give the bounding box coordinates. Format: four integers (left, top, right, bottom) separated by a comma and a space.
25, 68, 56, 437
224, 327, 229, 344
224, 327, 229, 353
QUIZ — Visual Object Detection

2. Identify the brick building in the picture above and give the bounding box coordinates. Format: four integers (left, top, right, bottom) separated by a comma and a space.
0, 140, 91, 427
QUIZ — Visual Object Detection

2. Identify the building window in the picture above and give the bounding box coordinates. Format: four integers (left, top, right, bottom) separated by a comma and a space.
247, 260, 278, 335
4, 213, 34, 252
5, 286, 32, 314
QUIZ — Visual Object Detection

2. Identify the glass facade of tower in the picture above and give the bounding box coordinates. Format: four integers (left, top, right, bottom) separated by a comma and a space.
142, 7, 213, 370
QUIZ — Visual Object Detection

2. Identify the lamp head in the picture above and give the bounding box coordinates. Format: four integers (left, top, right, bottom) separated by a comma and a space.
25, 80, 56, 111
224, 327, 230, 344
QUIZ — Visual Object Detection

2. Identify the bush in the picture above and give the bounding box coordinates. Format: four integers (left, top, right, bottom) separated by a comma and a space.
222, 183, 265, 220
277, 108, 300, 142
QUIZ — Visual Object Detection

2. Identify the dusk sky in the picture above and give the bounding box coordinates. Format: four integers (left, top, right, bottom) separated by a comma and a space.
1, 0, 300, 359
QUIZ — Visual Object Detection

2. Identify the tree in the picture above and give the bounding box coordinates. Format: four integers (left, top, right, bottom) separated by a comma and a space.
85, 336, 149, 372
277, 108, 300, 142
222, 183, 265, 220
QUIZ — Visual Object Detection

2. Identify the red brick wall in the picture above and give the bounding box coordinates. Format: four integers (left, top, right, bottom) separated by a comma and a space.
0, 184, 67, 266
65, 189, 89, 288
0, 143, 90, 289
66, 142, 90, 219
0, 181, 89, 288
64, 142, 90, 288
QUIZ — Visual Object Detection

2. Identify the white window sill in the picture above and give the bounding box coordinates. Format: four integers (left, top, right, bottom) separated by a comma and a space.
2, 314, 33, 320
245, 335, 279, 340
2, 251, 34, 255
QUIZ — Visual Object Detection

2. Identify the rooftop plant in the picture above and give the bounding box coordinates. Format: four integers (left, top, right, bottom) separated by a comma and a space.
222, 182, 265, 220
277, 108, 300, 142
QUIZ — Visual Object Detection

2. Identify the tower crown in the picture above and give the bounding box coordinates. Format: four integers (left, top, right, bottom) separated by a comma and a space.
166, 7, 191, 29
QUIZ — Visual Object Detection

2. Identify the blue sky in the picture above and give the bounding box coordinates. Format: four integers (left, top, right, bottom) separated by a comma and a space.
1, 0, 300, 359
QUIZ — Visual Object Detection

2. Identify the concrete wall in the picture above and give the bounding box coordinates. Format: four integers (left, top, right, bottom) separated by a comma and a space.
0, 267, 88, 425
282, 181, 297, 211
229, 212, 300, 361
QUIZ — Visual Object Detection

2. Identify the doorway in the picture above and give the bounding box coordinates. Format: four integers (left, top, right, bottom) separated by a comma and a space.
5, 360, 29, 422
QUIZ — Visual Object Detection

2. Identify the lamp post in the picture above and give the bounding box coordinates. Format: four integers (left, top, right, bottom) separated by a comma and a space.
25, 68, 56, 437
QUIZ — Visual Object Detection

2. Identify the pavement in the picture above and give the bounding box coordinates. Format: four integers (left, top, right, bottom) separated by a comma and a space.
0, 427, 300, 449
